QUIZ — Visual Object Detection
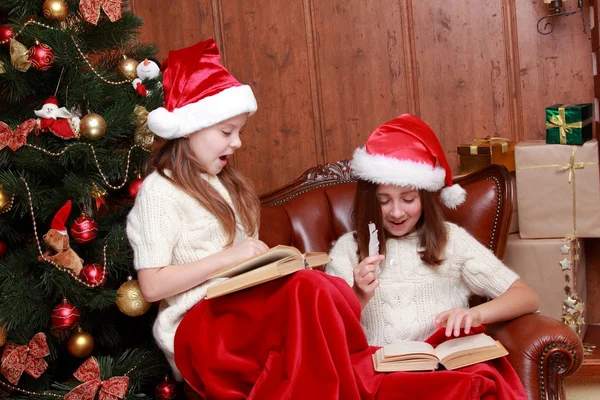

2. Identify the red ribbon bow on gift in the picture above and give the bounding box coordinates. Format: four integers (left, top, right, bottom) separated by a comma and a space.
0, 119, 36, 151
0, 332, 50, 385
65, 357, 129, 400
79, 0, 123, 25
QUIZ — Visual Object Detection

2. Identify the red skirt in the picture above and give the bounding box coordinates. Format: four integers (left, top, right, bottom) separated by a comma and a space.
174, 270, 527, 400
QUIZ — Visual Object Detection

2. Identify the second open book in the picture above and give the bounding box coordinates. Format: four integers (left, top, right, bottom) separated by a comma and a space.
205, 245, 331, 299
372, 333, 508, 372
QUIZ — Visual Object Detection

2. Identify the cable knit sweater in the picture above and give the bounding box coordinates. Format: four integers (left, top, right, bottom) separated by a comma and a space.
126, 171, 250, 380
326, 222, 519, 346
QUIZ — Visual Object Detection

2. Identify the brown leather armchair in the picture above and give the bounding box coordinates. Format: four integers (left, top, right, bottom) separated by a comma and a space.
257, 161, 583, 400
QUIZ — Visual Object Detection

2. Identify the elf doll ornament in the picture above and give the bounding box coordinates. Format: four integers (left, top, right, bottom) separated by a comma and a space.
131, 58, 160, 97
34, 96, 81, 139
39, 200, 84, 276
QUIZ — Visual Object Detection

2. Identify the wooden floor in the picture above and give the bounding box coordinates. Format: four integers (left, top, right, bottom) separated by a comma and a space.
575, 324, 600, 377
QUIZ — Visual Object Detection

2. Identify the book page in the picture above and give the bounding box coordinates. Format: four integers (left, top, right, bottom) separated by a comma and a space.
434, 333, 497, 362
208, 245, 300, 279
382, 340, 436, 360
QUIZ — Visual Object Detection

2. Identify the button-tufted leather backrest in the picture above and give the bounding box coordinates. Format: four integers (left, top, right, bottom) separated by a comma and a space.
259, 161, 513, 260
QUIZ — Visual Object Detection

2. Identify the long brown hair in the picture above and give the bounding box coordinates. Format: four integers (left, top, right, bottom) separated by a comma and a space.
148, 138, 260, 246
353, 180, 448, 266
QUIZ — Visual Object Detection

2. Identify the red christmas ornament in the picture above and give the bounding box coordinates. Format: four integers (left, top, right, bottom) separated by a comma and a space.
0, 26, 14, 45
28, 41, 55, 70
51, 300, 80, 330
155, 376, 177, 400
80, 263, 106, 286
70, 213, 98, 244
0, 240, 7, 259
128, 177, 143, 199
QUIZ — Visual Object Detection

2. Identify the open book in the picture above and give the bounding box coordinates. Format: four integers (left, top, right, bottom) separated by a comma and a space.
372, 333, 508, 372
205, 245, 331, 299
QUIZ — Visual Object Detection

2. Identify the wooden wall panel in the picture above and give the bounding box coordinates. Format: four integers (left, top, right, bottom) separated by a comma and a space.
132, 0, 595, 194
516, 1, 594, 141
412, 0, 514, 170
130, 0, 216, 62
218, 1, 320, 193
311, 0, 411, 163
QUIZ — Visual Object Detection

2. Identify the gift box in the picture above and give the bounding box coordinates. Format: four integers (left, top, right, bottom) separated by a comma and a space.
515, 139, 600, 239
545, 103, 593, 145
509, 172, 518, 234
457, 137, 516, 175
504, 234, 587, 339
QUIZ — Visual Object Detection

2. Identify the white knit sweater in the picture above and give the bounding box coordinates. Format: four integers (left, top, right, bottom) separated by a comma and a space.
326, 222, 519, 346
126, 171, 249, 380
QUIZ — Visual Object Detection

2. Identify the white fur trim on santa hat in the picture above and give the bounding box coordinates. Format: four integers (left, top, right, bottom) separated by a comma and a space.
147, 85, 257, 139
440, 184, 467, 209
351, 147, 446, 191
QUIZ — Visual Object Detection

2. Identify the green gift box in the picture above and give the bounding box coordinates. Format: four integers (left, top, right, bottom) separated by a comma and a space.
545, 103, 593, 145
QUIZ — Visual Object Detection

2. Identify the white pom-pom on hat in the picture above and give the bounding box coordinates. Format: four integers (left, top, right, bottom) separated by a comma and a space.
147, 107, 181, 140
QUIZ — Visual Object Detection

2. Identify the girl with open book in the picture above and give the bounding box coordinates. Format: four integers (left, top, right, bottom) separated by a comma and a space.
326, 113, 539, 395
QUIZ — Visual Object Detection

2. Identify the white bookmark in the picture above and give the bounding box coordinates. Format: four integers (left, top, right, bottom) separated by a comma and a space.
368, 222, 381, 275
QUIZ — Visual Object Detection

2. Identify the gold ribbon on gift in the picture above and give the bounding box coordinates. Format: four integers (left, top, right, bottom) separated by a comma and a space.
516, 146, 598, 238
469, 136, 510, 155
545, 104, 594, 144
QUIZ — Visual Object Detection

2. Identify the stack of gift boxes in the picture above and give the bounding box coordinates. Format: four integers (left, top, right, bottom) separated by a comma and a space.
457, 103, 599, 339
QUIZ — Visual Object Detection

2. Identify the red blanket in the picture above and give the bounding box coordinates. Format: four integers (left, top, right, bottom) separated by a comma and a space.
174, 271, 527, 400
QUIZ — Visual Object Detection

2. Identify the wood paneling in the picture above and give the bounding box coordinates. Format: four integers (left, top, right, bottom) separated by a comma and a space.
132, 0, 594, 193
412, 0, 515, 170
311, 0, 411, 163
218, 1, 321, 191
516, 1, 593, 141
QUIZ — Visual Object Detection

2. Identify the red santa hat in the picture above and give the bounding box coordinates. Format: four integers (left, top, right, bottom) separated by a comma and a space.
351, 114, 466, 209
147, 39, 257, 139
50, 200, 72, 235
43, 96, 59, 107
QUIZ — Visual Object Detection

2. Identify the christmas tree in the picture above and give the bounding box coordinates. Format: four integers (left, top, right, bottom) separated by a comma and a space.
0, 0, 173, 398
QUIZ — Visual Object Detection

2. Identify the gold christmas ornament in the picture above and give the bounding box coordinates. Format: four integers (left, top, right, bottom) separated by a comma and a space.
118, 55, 138, 80
0, 324, 7, 347
0, 185, 11, 212
67, 327, 94, 358
9, 39, 31, 72
0, 60, 5, 74
42, 0, 69, 22
80, 113, 106, 140
116, 277, 151, 317
133, 105, 154, 148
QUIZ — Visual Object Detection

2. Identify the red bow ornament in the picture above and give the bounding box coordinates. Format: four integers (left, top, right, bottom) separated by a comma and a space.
0, 119, 36, 151
79, 0, 123, 25
65, 357, 129, 400
0, 332, 50, 385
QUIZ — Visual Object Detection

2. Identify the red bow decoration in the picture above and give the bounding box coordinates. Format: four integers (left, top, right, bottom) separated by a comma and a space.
65, 357, 129, 400
0, 332, 50, 385
79, 0, 123, 25
0, 119, 36, 151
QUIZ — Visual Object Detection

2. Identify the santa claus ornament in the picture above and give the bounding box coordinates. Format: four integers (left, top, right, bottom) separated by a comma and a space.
131, 58, 160, 96
34, 96, 80, 139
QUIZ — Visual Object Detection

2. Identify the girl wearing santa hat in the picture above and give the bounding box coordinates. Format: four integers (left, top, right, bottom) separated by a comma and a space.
327, 114, 539, 345
128, 39, 407, 399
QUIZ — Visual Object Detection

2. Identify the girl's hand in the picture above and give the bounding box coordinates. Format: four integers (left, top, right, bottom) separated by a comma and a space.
352, 255, 384, 309
434, 308, 483, 337
226, 237, 270, 265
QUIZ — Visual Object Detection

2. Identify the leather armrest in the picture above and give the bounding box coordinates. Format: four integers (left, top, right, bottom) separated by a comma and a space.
486, 314, 583, 400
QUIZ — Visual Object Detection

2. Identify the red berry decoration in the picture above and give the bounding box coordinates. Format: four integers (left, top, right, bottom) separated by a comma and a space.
28, 41, 55, 70
70, 213, 98, 244
80, 263, 106, 286
51, 300, 80, 330
155, 376, 177, 400
0, 26, 14, 45
128, 177, 143, 199
0, 240, 6, 259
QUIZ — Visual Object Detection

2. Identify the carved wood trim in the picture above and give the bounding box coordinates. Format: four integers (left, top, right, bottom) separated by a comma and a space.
260, 160, 355, 206
540, 344, 578, 400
